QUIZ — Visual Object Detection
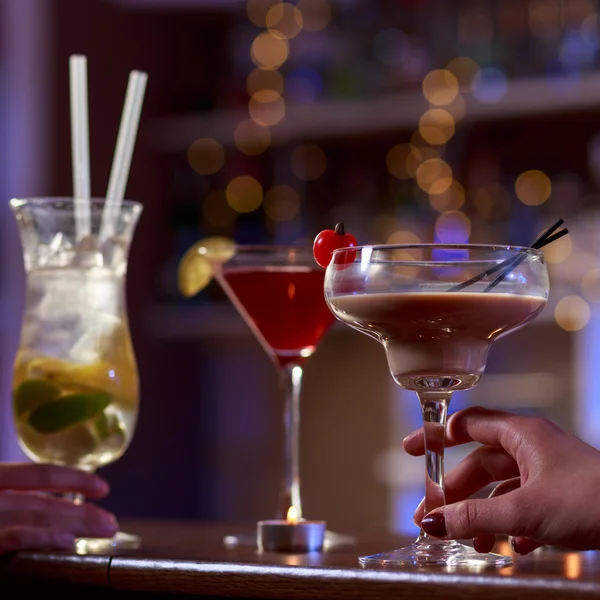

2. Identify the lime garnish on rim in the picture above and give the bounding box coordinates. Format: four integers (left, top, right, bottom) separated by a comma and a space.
28, 392, 111, 434
13, 379, 61, 416
177, 236, 235, 298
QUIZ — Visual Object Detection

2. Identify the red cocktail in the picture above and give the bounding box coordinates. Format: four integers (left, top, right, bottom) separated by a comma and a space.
218, 266, 335, 367
211, 245, 342, 548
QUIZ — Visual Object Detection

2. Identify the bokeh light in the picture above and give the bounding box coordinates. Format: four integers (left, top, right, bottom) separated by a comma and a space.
422, 69, 460, 106
515, 170, 552, 205
554, 295, 590, 332
582, 269, 600, 303
249, 90, 286, 126
251, 31, 289, 70
290, 143, 327, 181
247, 0, 281, 28
406, 145, 441, 178
429, 179, 465, 212
295, 0, 331, 32
246, 68, 284, 96
203, 190, 237, 228
543, 234, 572, 264
187, 138, 225, 176
226, 176, 264, 213
386, 144, 412, 180
435, 211, 471, 243
416, 158, 453, 194
234, 119, 272, 155
264, 185, 301, 221
387, 230, 421, 245
446, 56, 480, 92
418, 109, 456, 145
266, 2, 303, 38
445, 93, 466, 121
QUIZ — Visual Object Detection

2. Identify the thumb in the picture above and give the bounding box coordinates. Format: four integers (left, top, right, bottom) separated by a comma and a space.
422, 491, 532, 540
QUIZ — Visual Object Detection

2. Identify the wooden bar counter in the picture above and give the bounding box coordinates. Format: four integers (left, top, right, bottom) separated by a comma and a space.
1, 520, 600, 599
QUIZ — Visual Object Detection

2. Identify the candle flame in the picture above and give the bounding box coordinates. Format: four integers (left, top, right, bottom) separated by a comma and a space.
286, 505, 299, 524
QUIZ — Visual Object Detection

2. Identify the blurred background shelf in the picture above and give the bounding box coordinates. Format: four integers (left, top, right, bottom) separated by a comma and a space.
148, 72, 600, 150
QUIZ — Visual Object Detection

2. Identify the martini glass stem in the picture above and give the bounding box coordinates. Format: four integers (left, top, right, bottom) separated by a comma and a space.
416, 390, 452, 541
278, 362, 303, 520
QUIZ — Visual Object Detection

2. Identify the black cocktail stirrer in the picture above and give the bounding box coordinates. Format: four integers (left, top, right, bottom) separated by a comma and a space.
449, 218, 568, 293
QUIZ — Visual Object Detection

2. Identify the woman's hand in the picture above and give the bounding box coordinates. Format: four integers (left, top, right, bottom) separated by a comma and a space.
403, 406, 600, 555
0, 463, 118, 555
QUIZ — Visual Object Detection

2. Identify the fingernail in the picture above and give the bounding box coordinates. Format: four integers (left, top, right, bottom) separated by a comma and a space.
511, 537, 531, 556
422, 512, 447, 537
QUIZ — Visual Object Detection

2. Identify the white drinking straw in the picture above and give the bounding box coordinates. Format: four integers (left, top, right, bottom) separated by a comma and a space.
69, 54, 92, 241
99, 69, 148, 244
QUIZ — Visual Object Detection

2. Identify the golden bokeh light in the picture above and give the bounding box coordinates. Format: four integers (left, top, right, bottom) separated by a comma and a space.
386, 144, 412, 180
266, 2, 303, 38
387, 230, 421, 244
515, 170, 552, 206
445, 93, 466, 121
554, 295, 590, 332
187, 138, 225, 176
247, 0, 281, 28
249, 90, 286, 126
203, 190, 237, 228
251, 31, 289, 70
296, 0, 331, 32
226, 176, 264, 213
264, 185, 301, 221
419, 109, 456, 145
416, 158, 453, 194
435, 211, 472, 243
234, 119, 272, 155
406, 145, 441, 178
290, 143, 327, 181
543, 234, 572, 264
246, 68, 284, 96
429, 179, 465, 212
582, 269, 600, 304
446, 56, 481, 91
422, 69, 460, 106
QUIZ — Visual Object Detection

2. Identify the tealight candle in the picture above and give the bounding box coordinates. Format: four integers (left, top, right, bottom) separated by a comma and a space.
257, 507, 326, 553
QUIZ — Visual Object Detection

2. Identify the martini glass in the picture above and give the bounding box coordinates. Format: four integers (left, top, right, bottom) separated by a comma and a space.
213, 245, 354, 549
324, 244, 549, 568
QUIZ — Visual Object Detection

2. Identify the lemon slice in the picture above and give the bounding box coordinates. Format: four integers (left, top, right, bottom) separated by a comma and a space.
178, 236, 236, 297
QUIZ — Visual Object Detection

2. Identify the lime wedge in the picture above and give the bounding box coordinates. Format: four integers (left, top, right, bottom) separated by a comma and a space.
93, 412, 126, 448
28, 392, 111, 434
13, 379, 61, 416
177, 236, 236, 298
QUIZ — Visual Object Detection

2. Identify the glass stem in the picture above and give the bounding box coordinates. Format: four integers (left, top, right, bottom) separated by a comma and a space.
417, 391, 452, 539
277, 362, 303, 520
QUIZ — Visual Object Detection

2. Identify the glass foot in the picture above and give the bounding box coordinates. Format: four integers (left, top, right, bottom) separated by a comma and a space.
359, 537, 512, 568
224, 529, 356, 551
75, 531, 141, 555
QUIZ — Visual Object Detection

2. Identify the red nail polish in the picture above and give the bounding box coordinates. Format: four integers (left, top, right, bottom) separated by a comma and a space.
422, 512, 447, 537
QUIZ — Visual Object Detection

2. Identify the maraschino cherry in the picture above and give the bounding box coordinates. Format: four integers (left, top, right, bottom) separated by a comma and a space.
313, 222, 358, 268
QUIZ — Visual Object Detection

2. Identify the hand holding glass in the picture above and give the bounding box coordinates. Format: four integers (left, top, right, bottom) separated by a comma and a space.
324, 244, 549, 568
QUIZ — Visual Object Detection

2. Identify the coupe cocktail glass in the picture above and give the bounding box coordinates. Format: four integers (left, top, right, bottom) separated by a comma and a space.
324, 244, 549, 568
212, 245, 350, 548
10, 197, 142, 554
